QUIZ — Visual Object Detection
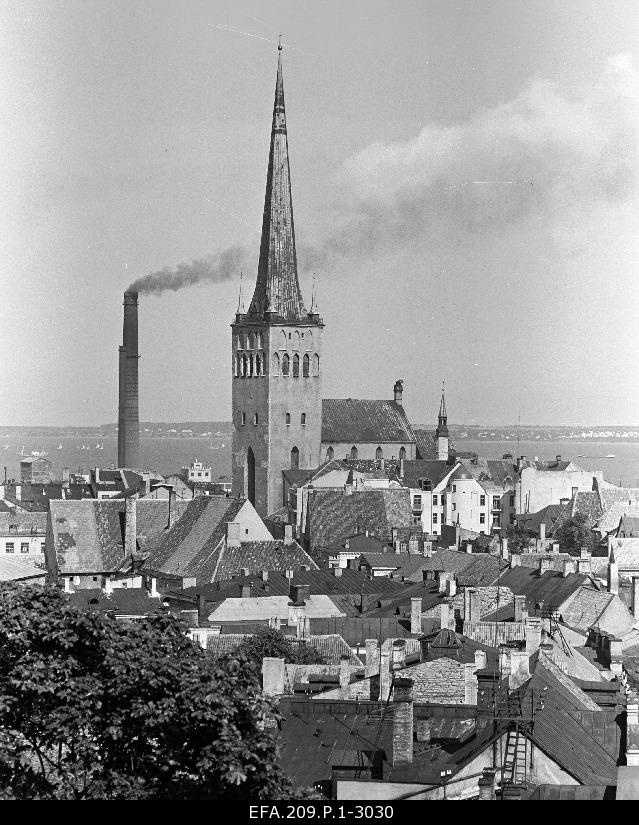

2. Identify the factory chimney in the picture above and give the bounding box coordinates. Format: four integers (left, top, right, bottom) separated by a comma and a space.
117, 291, 140, 468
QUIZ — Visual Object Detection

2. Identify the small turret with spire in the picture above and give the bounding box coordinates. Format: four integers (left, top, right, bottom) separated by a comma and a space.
435, 381, 449, 460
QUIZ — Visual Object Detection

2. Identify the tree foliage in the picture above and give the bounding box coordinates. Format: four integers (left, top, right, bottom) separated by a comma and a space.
505, 523, 534, 554
0, 583, 293, 800
233, 627, 326, 665
554, 512, 593, 556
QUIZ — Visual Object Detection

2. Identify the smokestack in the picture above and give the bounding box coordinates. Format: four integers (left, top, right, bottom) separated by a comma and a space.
118, 291, 140, 469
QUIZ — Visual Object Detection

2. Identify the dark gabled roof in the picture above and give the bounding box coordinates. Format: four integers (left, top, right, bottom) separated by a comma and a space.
182, 569, 407, 601
307, 617, 425, 646
321, 398, 416, 445
199, 540, 318, 582
419, 548, 478, 575
498, 566, 590, 613
413, 429, 457, 460
360, 581, 442, 619
398, 459, 456, 489
142, 496, 245, 578
0, 511, 47, 534
66, 587, 162, 616
521, 653, 622, 786
550, 492, 603, 536
308, 488, 412, 552
517, 504, 564, 534
322, 533, 391, 555
456, 554, 508, 587
282, 468, 315, 487
204, 633, 362, 665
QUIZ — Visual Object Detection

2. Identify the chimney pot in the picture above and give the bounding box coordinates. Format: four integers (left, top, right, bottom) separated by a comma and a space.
390, 678, 413, 766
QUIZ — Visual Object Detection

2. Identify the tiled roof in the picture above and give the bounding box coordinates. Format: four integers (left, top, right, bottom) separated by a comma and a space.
67, 587, 162, 616
551, 492, 603, 536
322, 533, 391, 555
361, 580, 442, 619
204, 633, 363, 665
48, 498, 191, 576
521, 653, 621, 785
498, 566, 590, 613
308, 617, 425, 645
596, 502, 639, 535
143, 496, 244, 578
206, 594, 346, 623
608, 538, 639, 571
321, 399, 416, 445
183, 569, 406, 602
561, 587, 614, 633
413, 429, 457, 460
419, 548, 478, 575
0, 557, 47, 581
0, 511, 47, 534
307, 488, 412, 552
201, 540, 318, 582
619, 516, 639, 537
517, 505, 564, 534
516, 552, 574, 571
456, 554, 508, 587
398, 460, 456, 489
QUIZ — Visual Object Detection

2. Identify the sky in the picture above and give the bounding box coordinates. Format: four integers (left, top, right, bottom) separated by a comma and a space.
1, 0, 639, 427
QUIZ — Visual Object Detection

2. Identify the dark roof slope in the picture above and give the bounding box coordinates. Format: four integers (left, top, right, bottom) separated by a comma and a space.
413, 429, 457, 460
196, 539, 318, 582
67, 588, 162, 616
308, 488, 412, 552
321, 399, 416, 445
498, 566, 590, 612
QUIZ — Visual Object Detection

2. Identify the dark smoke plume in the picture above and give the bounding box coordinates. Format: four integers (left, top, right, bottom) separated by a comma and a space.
128, 245, 247, 295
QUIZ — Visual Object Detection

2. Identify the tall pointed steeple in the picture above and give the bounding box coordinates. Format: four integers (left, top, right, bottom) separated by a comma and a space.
436, 382, 449, 438
247, 44, 307, 322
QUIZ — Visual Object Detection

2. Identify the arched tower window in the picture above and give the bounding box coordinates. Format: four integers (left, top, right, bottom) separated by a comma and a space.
291, 446, 299, 470
279, 330, 287, 350
301, 413, 306, 425
302, 353, 309, 377
241, 354, 248, 377
399, 446, 406, 460
249, 354, 254, 377
238, 333, 245, 350
235, 352, 241, 377
312, 354, 320, 377
282, 354, 290, 376
255, 353, 261, 376
292, 354, 300, 377
253, 412, 258, 426
326, 446, 334, 460
293, 331, 300, 350
376, 446, 383, 460
306, 331, 313, 351
285, 412, 291, 425
350, 446, 358, 460
256, 331, 264, 349
271, 352, 280, 376
248, 332, 255, 349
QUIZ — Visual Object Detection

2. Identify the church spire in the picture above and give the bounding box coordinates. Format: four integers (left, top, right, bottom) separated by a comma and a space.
247, 44, 307, 322
436, 381, 449, 439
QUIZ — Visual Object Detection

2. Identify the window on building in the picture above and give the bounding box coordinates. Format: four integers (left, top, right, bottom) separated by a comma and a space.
399, 446, 406, 460
376, 446, 383, 460
510, 514, 516, 524
253, 413, 258, 426
21, 543, 29, 554
350, 446, 358, 460
272, 352, 280, 376
282, 353, 290, 376
290, 446, 299, 469
493, 514, 501, 527
301, 413, 306, 425
479, 495, 486, 506
452, 485, 457, 492
255, 353, 262, 375
286, 413, 291, 425
479, 514, 485, 524
197, 472, 202, 477
452, 503, 456, 511
6, 543, 14, 554
248, 332, 255, 349
412, 516, 422, 526
312, 353, 320, 376
292, 353, 300, 377
241, 412, 246, 426
432, 514, 438, 524
302, 353, 309, 377
40, 542, 45, 553
413, 495, 422, 510
492, 496, 500, 509
326, 447, 334, 460
432, 494, 438, 506
241, 354, 248, 377
510, 495, 516, 507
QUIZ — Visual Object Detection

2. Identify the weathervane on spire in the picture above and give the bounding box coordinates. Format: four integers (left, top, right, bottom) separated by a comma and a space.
236, 271, 244, 315
310, 272, 318, 314
278, 33, 282, 51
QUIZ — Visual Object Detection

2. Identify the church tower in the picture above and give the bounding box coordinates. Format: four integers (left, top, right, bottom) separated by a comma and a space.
231, 46, 324, 517
435, 384, 449, 461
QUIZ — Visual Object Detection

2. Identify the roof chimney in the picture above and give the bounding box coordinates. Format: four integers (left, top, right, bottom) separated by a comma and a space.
125, 493, 138, 557
284, 524, 293, 545
339, 654, 350, 696
390, 678, 413, 765
393, 379, 403, 406
391, 639, 406, 671
365, 639, 379, 678
410, 597, 422, 635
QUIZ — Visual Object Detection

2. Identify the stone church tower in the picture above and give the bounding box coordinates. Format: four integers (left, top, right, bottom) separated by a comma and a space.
231, 47, 324, 517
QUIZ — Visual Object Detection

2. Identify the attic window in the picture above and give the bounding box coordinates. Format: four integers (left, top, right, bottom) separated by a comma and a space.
89, 598, 99, 605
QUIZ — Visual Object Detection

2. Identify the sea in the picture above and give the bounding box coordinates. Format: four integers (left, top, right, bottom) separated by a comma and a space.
2, 436, 638, 489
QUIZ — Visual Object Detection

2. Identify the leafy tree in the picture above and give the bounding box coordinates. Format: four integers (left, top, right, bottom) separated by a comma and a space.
0, 582, 293, 800
233, 627, 326, 665
505, 523, 534, 554
555, 512, 593, 556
